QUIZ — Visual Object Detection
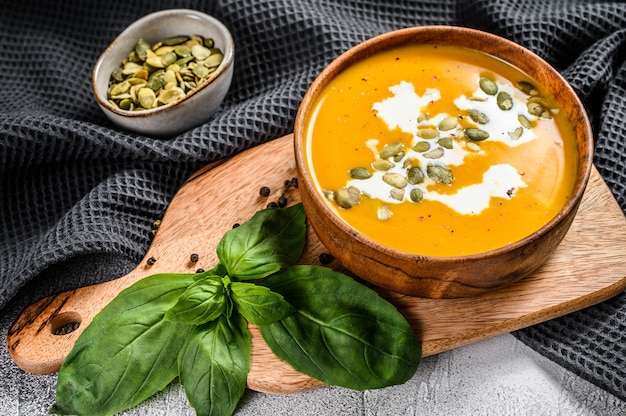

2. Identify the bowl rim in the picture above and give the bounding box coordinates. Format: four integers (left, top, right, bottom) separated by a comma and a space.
91, 8, 235, 118
294, 25, 594, 263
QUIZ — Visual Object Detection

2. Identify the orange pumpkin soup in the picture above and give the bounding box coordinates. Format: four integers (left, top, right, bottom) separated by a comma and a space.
303, 44, 578, 256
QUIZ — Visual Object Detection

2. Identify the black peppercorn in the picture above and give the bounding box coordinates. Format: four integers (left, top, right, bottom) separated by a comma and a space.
196, 268, 205, 273
277, 196, 288, 207
319, 253, 332, 265
232, 223, 240, 228
290, 177, 298, 188
147, 256, 157, 266
260, 186, 271, 197
267, 201, 278, 208
190, 253, 199, 263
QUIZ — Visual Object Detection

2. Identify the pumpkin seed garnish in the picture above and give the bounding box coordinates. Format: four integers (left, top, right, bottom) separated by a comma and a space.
508, 127, 523, 140
409, 188, 424, 203
479, 77, 498, 95
382, 173, 407, 189
464, 128, 489, 141
517, 81, 538, 96
334, 187, 361, 209
377, 205, 393, 221
427, 164, 454, 184
423, 147, 445, 159
437, 137, 454, 149
107, 35, 224, 111
349, 167, 371, 179
417, 128, 439, 139
393, 151, 405, 163
407, 167, 425, 185
497, 91, 513, 110
390, 188, 405, 201
379, 142, 404, 159
372, 160, 395, 171
466, 141, 481, 152
438, 116, 458, 131
518, 114, 532, 129
412, 141, 431, 152
468, 109, 489, 124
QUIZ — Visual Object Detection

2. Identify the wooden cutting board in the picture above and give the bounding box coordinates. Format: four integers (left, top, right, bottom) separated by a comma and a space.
7, 134, 626, 394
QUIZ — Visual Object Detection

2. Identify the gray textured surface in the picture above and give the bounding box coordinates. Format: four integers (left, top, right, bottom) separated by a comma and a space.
2, 0, 626, 413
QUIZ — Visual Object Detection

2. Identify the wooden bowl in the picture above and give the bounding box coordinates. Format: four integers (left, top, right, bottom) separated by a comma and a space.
293, 26, 594, 298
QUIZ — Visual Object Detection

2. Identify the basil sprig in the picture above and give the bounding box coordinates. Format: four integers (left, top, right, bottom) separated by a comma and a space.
51, 203, 421, 416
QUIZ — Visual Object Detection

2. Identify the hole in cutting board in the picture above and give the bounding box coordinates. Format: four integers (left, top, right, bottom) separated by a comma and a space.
50, 311, 82, 336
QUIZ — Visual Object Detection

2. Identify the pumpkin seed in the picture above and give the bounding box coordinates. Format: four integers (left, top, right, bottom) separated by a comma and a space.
479, 77, 498, 95
423, 147, 445, 159
427, 164, 454, 184
379, 142, 404, 159
382, 173, 407, 189
417, 128, 439, 139
347, 186, 362, 204
193, 64, 210, 78
438, 116, 458, 131
134, 38, 151, 61
158, 87, 185, 104
508, 127, 523, 140
527, 101, 545, 117
191, 44, 212, 60
497, 91, 513, 110
162, 35, 190, 46
437, 137, 454, 149
466, 141, 481, 152
137, 87, 157, 109
407, 167, 424, 185
107, 34, 224, 111
464, 128, 489, 141
390, 188, 405, 201
372, 160, 395, 171
412, 141, 431, 152
174, 44, 191, 57
517, 81, 538, 95
468, 109, 489, 124
334, 189, 355, 209
409, 188, 424, 203
146, 55, 166, 68
377, 205, 392, 221
350, 167, 371, 179
393, 151, 405, 163
203, 53, 224, 68
518, 114, 532, 129
417, 113, 429, 123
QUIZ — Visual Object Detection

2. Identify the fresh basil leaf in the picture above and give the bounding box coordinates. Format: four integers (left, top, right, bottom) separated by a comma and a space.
216, 203, 306, 280
50, 273, 196, 416
231, 281, 296, 325
260, 265, 421, 390
165, 274, 226, 325
179, 313, 250, 416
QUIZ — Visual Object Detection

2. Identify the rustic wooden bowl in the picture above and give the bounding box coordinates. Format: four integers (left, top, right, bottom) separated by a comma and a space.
293, 26, 594, 299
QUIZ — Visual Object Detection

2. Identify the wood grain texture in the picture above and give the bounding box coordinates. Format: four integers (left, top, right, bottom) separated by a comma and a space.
6, 134, 626, 394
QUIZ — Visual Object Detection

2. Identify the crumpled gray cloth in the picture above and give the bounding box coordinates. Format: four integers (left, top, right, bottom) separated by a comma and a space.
1, 0, 625, 402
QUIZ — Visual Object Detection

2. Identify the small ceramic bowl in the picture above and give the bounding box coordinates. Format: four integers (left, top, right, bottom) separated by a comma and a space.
294, 26, 594, 298
92, 9, 234, 137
